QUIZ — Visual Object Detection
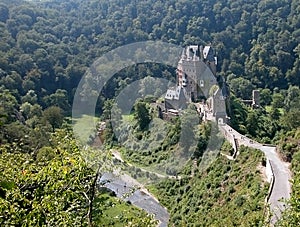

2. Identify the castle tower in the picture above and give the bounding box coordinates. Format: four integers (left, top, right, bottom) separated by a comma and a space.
202, 45, 217, 76
165, 43, 228, 124
176, 45, 217, 102
252, 90, 260, 108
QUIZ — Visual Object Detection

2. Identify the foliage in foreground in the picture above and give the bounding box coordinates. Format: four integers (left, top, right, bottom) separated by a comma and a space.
0, 129, 156, 226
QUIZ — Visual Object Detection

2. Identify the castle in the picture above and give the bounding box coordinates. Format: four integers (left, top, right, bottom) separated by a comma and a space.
164, 45, 229, 124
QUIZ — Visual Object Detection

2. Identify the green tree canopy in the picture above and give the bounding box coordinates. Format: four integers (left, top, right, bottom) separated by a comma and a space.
42, 106, 63, 131
134, 99, 151, 131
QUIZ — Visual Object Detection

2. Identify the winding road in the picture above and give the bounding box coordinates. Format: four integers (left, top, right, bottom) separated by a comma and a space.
99, 171, 169, 227
99, 118, 291, 226
220, 124, 292, 225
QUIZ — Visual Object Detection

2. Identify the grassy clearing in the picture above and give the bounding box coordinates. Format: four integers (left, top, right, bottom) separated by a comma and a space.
94, 192, 156, 226
122, 114, 135, 122
72, 114, 99, 144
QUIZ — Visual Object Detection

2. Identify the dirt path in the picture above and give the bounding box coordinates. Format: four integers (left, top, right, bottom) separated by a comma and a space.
111, 149, 181, 180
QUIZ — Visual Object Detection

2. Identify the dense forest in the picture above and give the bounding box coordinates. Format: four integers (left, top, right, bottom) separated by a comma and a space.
0, 0, 300, 226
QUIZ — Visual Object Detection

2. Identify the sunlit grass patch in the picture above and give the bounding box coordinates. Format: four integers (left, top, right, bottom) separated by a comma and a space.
72, 114, 99, 144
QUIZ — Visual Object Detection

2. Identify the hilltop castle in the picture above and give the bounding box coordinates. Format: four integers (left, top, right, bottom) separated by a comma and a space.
164, 44, 229, 124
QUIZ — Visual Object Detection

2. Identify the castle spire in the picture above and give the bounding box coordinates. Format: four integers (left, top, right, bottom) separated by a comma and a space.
181, 48, 186, 60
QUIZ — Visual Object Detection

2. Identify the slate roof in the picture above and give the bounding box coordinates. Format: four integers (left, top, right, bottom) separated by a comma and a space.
203, 46, 215, 62
165, 86, 182, 100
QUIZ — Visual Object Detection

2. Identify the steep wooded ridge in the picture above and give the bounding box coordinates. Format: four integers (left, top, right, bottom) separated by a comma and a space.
0, 0, 299, 226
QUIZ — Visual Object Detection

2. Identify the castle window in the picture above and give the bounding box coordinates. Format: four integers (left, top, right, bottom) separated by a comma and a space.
200, 80, 204, 87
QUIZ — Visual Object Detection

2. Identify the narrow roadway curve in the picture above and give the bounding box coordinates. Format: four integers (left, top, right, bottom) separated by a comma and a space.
100, 172, 170, 227
259, 146, 291, 224
220, 124, 292, 225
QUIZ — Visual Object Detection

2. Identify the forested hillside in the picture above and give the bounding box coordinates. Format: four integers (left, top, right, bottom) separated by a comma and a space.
151, 146, 269, 226
1, 0, 300, 108
0, 0, 300, 226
